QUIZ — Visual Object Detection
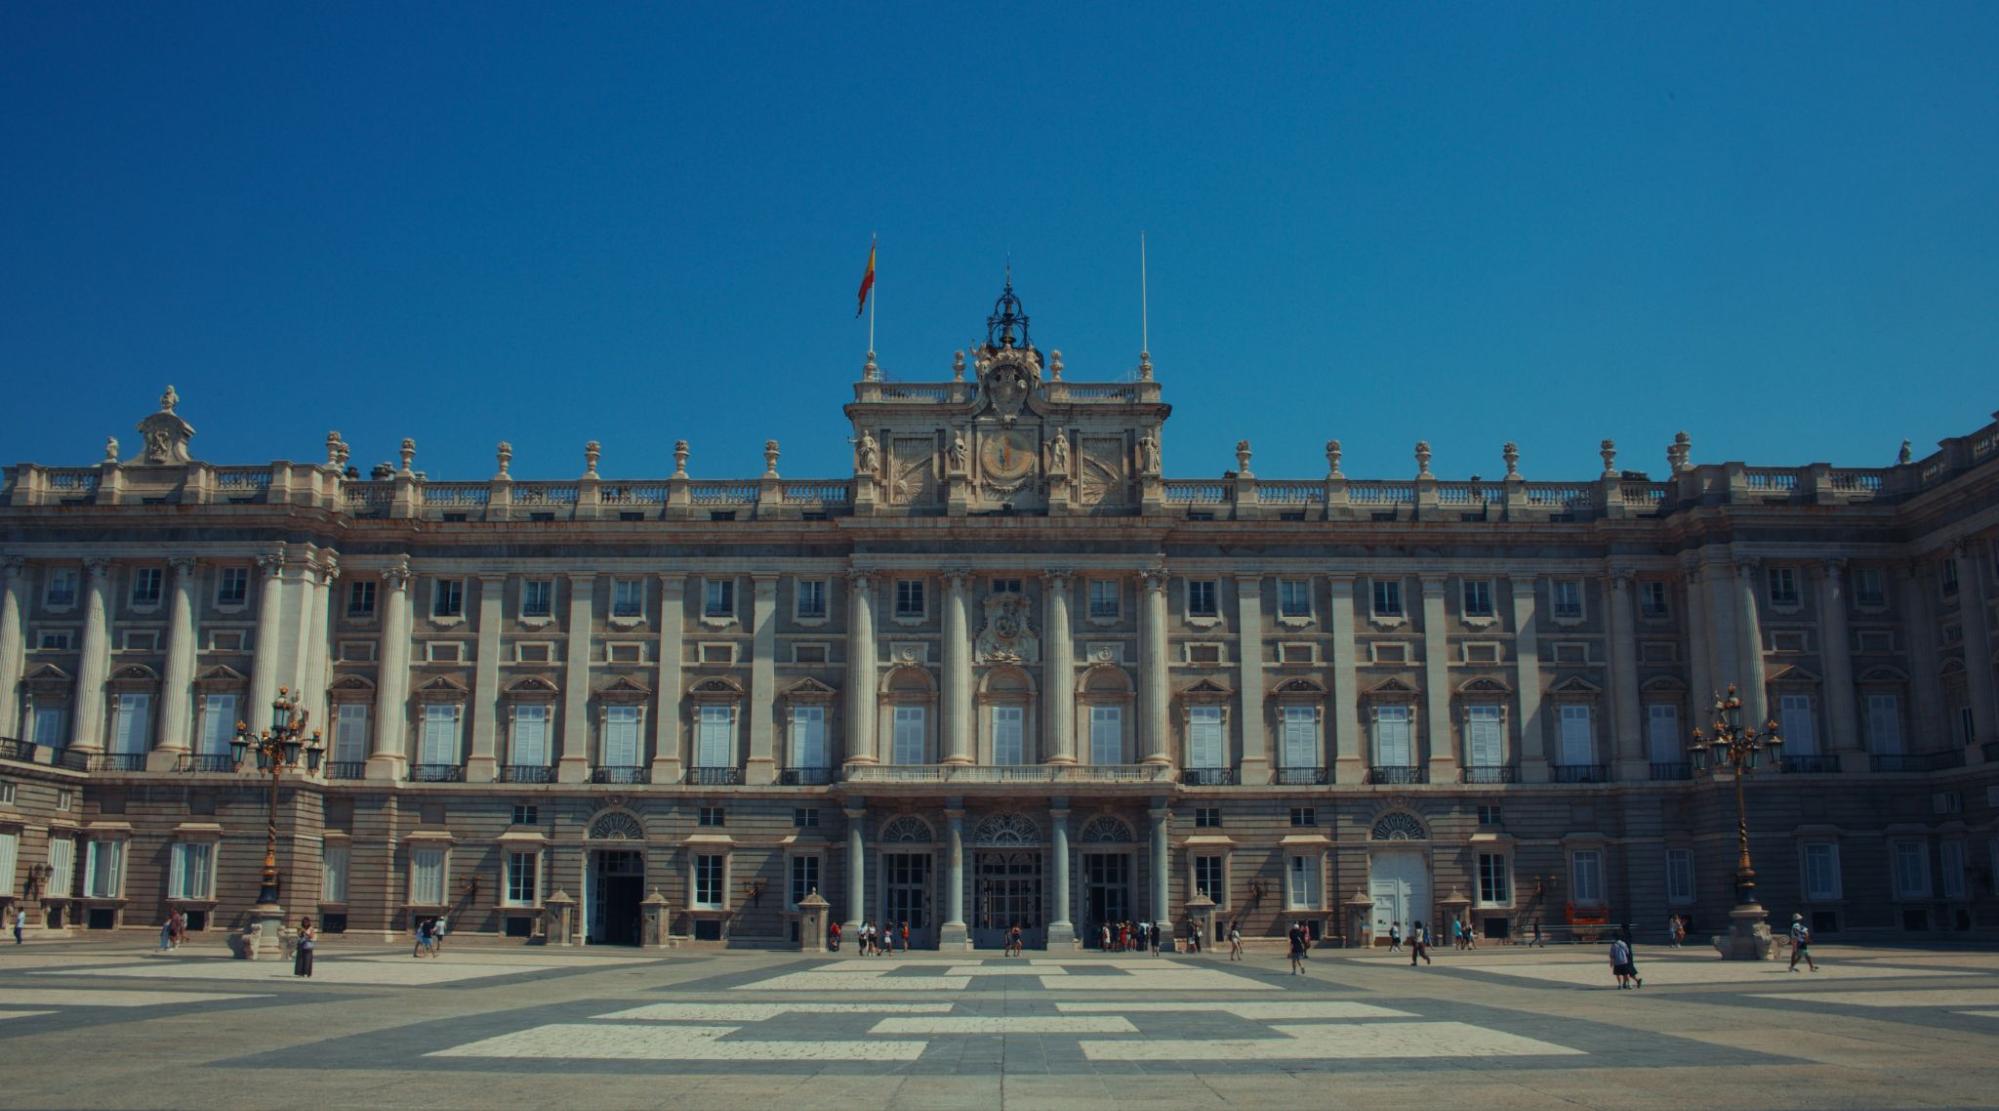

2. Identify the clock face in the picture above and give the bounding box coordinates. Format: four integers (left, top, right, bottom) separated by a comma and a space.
981, 429, 1037, 481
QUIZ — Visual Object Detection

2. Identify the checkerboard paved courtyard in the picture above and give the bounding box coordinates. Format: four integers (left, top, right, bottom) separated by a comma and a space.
4, 941, 1998, 1108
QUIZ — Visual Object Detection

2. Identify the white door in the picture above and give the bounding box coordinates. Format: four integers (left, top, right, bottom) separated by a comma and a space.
1779, 695, 1817, 755
1367, 851, 1431, 939
1558, 704, 1593, 766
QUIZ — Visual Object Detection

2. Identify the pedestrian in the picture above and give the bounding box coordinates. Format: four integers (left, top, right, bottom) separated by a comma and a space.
1149, 921, 1162, 955
1669, 914, 1686, 949
1788, 913, 1818, 972
1463, 916, 1478, 950
159, 914, 174, 952
1100, 922, 1111, 950
12, 907, 24, 945
1450, 918, 1464, 951
1530, 920, 1545, 948
411, 918, 429, 959
1609, 933, 1641, 988
1136, 920, 1148, 952
1387, 921, 1402, 952
829, 920, 842, 952
294, 916, 316, 978
171, 909, 186, 948
433, 913, 448, 954
1409, 921, 1432, 966
1288, 922, 1309, 975
1187, 918, 1203, 954
1228, 921, 1243, 961
901, 920, 910, 955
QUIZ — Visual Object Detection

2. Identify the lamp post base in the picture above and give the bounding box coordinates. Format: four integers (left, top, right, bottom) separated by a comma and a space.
1714, 902, 1775, 960
235, 902, 288, 961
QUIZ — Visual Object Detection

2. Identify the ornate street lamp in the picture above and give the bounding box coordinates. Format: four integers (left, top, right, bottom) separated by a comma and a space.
1688, 684, 1782, 959
232, 687, 323, 953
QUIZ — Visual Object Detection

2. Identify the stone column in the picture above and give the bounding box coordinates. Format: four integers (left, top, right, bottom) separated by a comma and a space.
301, 558, 336, 729
1510, 575, 1547, 783
844, 572, 878, 766
1420, 575, 1456, 781
842, 804, 866, 932
1816, 560, 1861, 760
941, 571, 972, 765
1734, 561, 1769, 725
746, 574, 779, 784
558, 573, 595, 784
652, 574, 685, 784
70, 558, 113, 751
1139, 570, 1172, 767
1235, 575, 1267, 783
247, 552, 286, 726
1607, 570, 1645, 779
468, 572, 504, 782
1957, 539, 1997, 752
1684, 563, 1713, 712
150, 556, 199, 768
1047, 800, 1074, 945
1898, 562, 1946, 751
367, 562, 413, 779
1148, 803, 1171, 925
1042, 570, 1075, 764
0, 559, 26, 740
1329, 573, 1363, 784
940, 803, 968, 947
1702, 553, 1741, 707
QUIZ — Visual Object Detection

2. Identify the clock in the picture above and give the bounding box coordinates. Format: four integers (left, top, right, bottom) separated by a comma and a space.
980, 429, 1038, 482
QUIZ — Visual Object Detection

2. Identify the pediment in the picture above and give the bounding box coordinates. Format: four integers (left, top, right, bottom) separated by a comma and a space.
193, 664, 249, 691
1857, 666, 1909, 684
1766, 665, 1821, 687
1271, 676, 1327, 697
503, 675, 558, 697
1367, 676, 1420, 696
1546, 675, 1603, 696
784, 676, 839, 702
596, 674, 653, 702
415, 674, 470, 701
1640, 674, 1687, 693
1178, 678, 1232, 703
1455, 676, 1510, 695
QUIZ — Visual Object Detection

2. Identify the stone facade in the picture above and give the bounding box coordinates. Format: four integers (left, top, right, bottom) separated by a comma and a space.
2, 291, 1998, 949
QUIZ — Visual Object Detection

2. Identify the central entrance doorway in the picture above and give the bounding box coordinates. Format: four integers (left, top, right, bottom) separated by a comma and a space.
972, 850, 1043, 948
1368, 849, 1431, 944
1082, 852, 1132, 948
880, 852, 934, 948
588, 849, 645, 945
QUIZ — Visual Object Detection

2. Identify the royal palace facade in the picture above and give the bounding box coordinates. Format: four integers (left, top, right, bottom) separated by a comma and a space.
2, 290, 1998, 951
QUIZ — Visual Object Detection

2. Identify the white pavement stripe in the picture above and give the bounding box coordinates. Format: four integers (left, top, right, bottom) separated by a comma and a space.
1037, 973, 1277, 992
820, 960, 965, 971
732, 973, 972, 992
1746, 989, 1999, 1008
1958, 1010, 1999, 1018
600, 1003, 953, 1021
0, 1010, 54, 1021
944, 965, 1065, 976
1057, 1001, 1414, 1020
430, 1023, 928, 1061
0, 989, 270, 1007
868, 1016, 1137, 1034
1080, 1021, 1583, 1061
48, 961, 566, 986
1474, 962, 1980, 986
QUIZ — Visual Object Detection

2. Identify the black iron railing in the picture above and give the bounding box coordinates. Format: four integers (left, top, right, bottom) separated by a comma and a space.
687, 767, 741, 786
500, 764, 554, 783
1870, 751, 1965, 773
1781, 754, 1842, 774
1462, 766, 1516, 784
592, 766, 651, 785
1552, 763, 1610, 784
1649, 762, 1692, 781
1181, 768, 1238, 786
780, 767, 833, 785
1368, 765, 1426, 785
57, 749, 90, 771
91, 753, 147, 772
324, 761, 368, 780
175, 754, 236, 773
409, 763, 465, 783
1275, 767, 1328, 785
0, 737, 37, 763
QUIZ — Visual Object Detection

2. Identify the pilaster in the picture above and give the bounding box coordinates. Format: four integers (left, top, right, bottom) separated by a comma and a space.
1042, 571, 1075, 764
1420, 575, 1457, 782
1510, 575, 1547, 783
745, 574, 779, 784
467, 572, 504, 783
70, 558, 113, 752
651, 574, 686, 784
844, 571, 878, 766
1328, 573, 1364, 785
558, 573, 595, 784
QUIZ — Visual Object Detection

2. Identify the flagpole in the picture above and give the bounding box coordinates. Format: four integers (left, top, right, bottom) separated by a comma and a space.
1140, 231, 1149, 355
868, 232, 877, 356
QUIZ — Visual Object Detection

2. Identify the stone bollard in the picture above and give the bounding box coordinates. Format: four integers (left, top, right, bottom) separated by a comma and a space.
796, 890, 830, 953
545, 889, 576, 947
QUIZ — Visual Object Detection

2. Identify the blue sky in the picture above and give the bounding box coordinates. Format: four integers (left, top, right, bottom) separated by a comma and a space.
3, 3, 1996, 482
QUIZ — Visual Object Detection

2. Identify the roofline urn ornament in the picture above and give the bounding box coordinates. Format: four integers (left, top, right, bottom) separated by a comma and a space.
584, 441, 601, 478
1326, 440, 1343, 480
1503, 442, 1520, 479
1415, 441, 1433, 478
1600, 438, 1617, 479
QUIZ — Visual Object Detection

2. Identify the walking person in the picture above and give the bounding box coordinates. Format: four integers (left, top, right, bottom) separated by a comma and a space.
1228, 921, 1243, 961
1609, 933, 1642, 988
901, 920, 910, 955
1669, 914, 1686, 949
1463, 915, 1478, 950
12, 907, 25, 945
159, 913, 175, 952
1450, 918, 1464, 951
1409, 921, 1432, 966
411, 918, 430, 959
1788, 913, 1819, 972
1530, 920, 1546, 948
1288, 922, 1309, 976
1387, 921, 1402, 952
432, 913, 447, 954
294, 917, 316, 978
829, 920, 842, 952
1100, 922, 1111, 951
1149, 921, 1162, 955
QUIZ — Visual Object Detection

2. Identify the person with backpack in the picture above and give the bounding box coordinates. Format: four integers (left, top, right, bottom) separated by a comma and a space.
1287, 922, 1310, 975
1609, 933, 1642, 988
1387, 921, 1402, 952
1788, 913, 1818, 972
1408, 920, 1432, 966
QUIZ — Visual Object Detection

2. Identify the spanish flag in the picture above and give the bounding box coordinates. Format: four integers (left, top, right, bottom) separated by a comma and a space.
855, 239, 876, 317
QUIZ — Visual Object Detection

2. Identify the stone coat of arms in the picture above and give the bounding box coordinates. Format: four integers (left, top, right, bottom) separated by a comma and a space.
975, 592, 1039, 664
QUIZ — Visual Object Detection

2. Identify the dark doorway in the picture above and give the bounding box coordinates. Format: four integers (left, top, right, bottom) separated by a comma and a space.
1082, 852, 1131, 948
590, 849, 644, 945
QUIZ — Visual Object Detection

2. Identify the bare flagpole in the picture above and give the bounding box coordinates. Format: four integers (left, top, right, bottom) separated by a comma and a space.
1139, 232, 1153, 380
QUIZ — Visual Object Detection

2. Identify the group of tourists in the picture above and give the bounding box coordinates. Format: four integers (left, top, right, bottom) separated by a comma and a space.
411, 914, 447, 958
1098, 919, 1163, 953
854, 919, 909, 955
156, 909, 189, 951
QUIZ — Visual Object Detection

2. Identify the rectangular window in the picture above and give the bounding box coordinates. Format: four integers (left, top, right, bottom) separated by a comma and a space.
84, 840, 124, 899
32, 706, 68, 749
1779, 694, 1818, 755
1941, 841, 1966, 900
1477, 804, 1502, 827
168, 842, 214, 900
1089, 705, 1122, 765
1892, 841, 1930, 899
790, 705, 827, 769
1194, 855, 1226, 906
892, 706, 925, 765
0, 831, 17, 898
1195, 806, 1222, 829
1558, 704, 1594, 766
1551, 580, 1584, 620
110, 693, 151, 755
1802, 843, 1842, 901
1639, 581, 1670, 618
1465, 705, 1503, 767
602, 705, 641, 767
1768, 567, 1800, 607
1866, 694, 1903, 755
1187, 580, 1218, 618
1941, 558, 1959, 597
48, 838, 76, 897
510, 704, 548, 766
346, 581, 377, 618
894, 579, 925, 619
198, 694, 238, 756
696, 705, 733, 768
789, 855, 821, 908
1477, 853, 1511, 905
505, 851, 539, 906
1371, 578, 1403, 618
693, 854, 725, 909
990, 577, 1022, 595
409, 846, 446, 905
1960, 705, 1977, 747
1188, 706, 1224, 769
419, 705, 460, 766
511, 804, 539, 826
1278, 579, 1311, 619
36, 630, 73, 651
1373, 705, 1412, 767
1280, 706, 1316, 769
1286, 855, 1321, 910
991, 705, 1024, 765
612, 579, 644, 619
1289, 806, 1316, 827
1569, 849, 1603, 906
795, 579, 827, 620
792, 808, 819, 829
0, 782, 12, 805
521, 579, 553, 618
130, 567, 163, 608
1646, 704, 1682, 764
1853, 568, 1885, 608
215, 567, 249, 607
699, 806, 726, 827
1461, 579, 1493, 618
1665, 848, 1695, 905
431, 579, 464, 618
1088, 580, 1120, 620
322, 842, 349, 903
44, 568, 78, 608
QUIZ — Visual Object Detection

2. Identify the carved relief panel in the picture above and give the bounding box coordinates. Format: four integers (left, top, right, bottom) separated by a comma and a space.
1078, 436, 1130, 507
889, 436, 939, 506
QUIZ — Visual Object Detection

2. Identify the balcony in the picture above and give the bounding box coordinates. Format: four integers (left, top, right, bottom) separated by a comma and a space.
1181, 768, 1238, 787
779, 767, 834, 786
499, 764, 554, 784
1461, 766, 1516, 784
1368, 765, 1427, 785
1275, 767, 1328, 786
592, 766, 651, 785
841, 763, 1172, 786
1870, 751, 1965, 773
175, 754, 236, 773
1649, 762, 1693, 781
0, 738, 38, 763
409, 763, 466, 783
1552, 763, 1611, 784
687, 767, 741, 786
67, 753, 146, 772
1781, 754, 1842, 775
324, 761, 368, 780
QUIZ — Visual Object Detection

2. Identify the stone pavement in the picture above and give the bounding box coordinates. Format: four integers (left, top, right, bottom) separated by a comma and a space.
2, 940, 1997, 1108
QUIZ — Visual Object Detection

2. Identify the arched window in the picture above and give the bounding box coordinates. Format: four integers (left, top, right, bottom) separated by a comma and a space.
1370, 812, 1426, 841
973, 813, 1040, 846
880, 815, 934, 843
1077, 816, 1136, 843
